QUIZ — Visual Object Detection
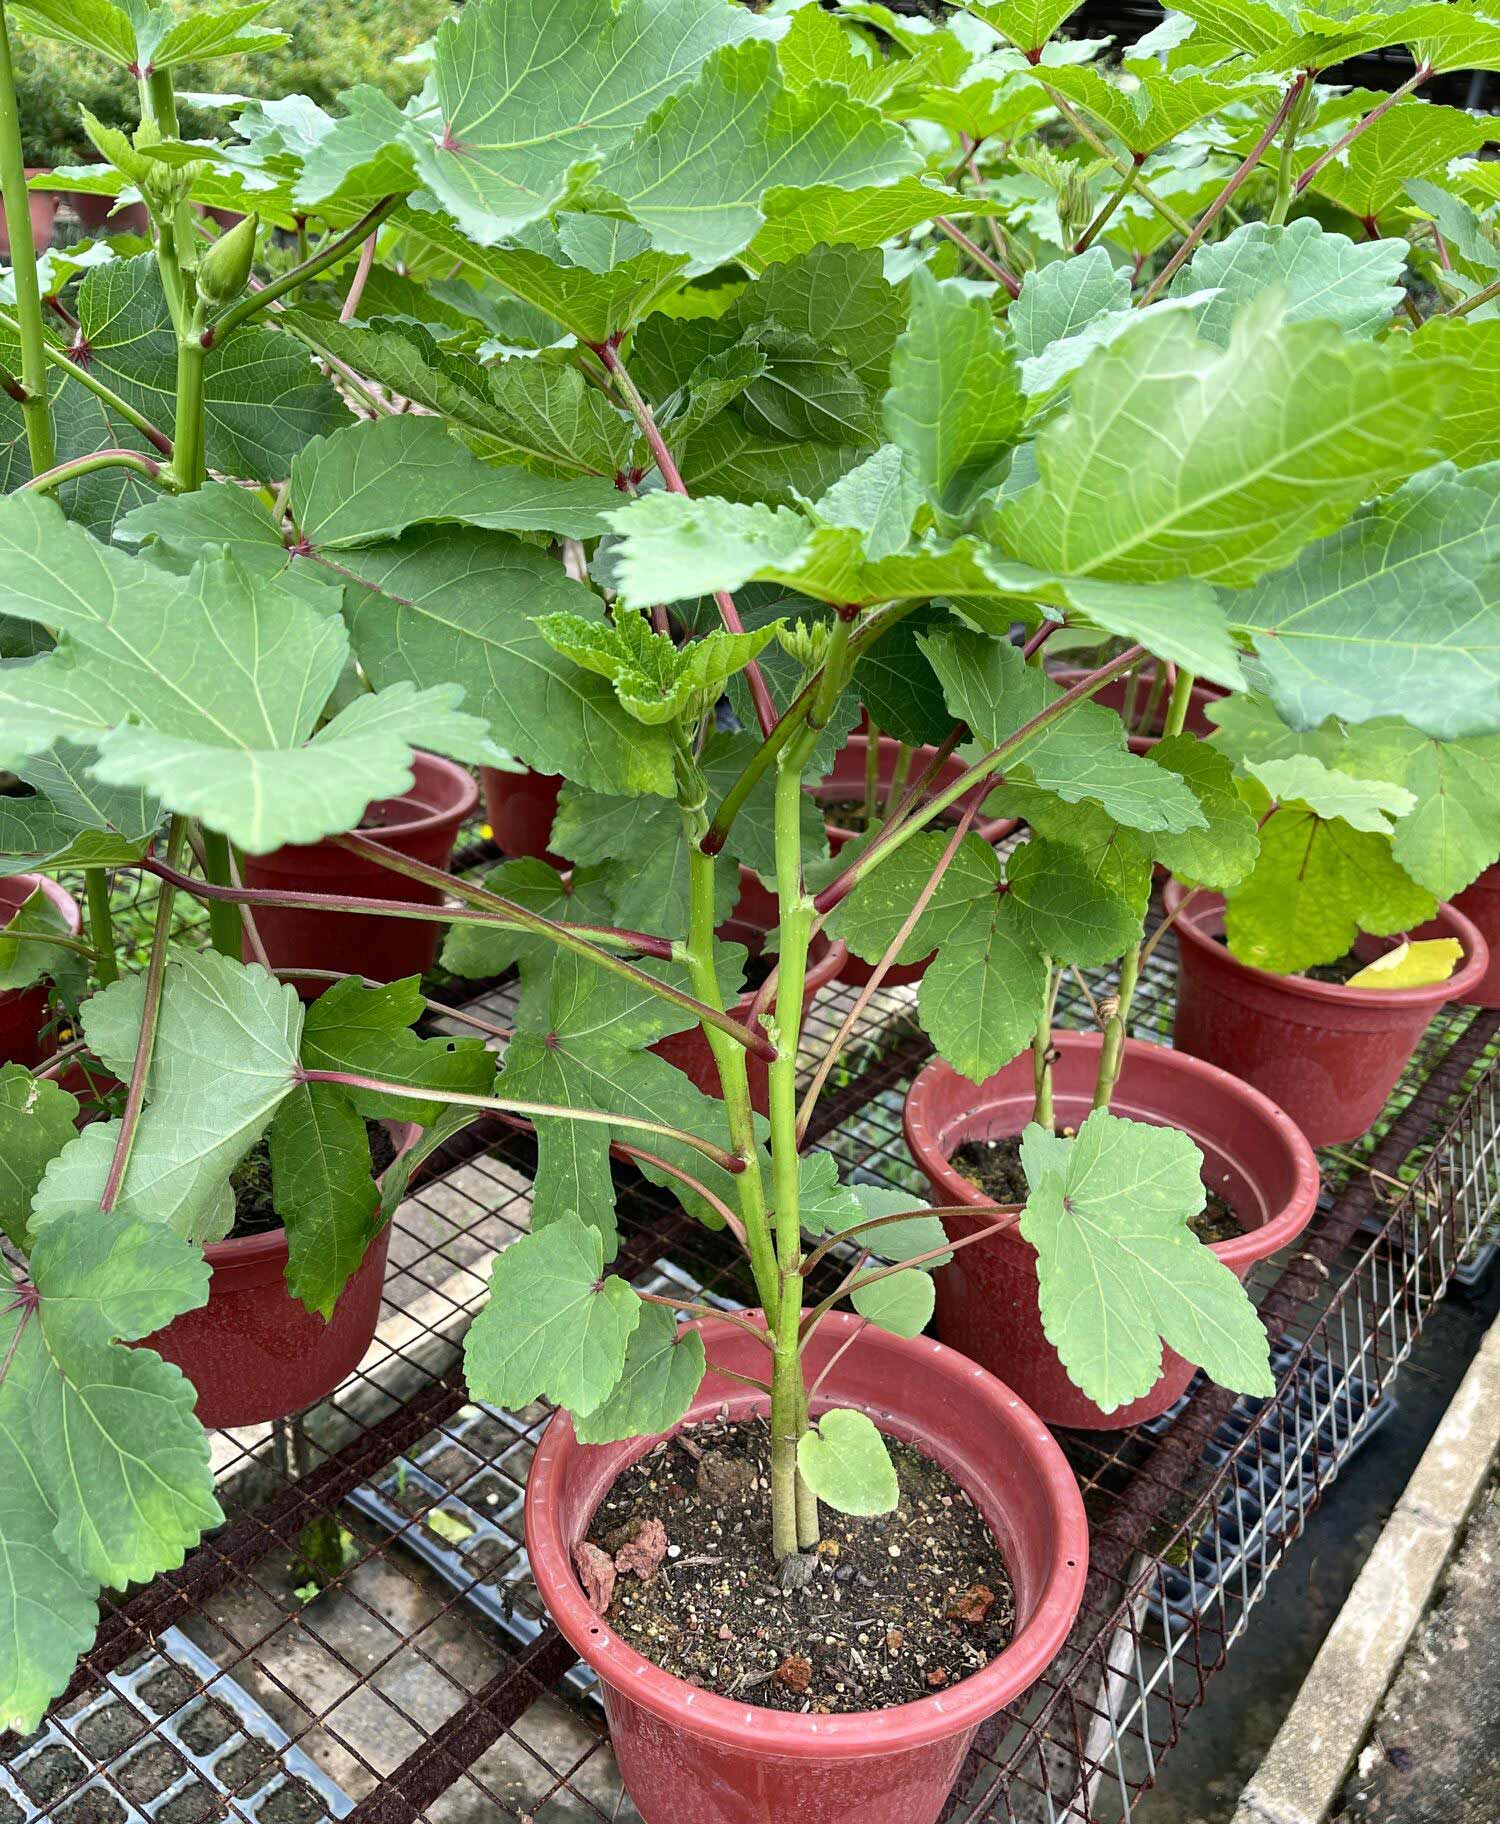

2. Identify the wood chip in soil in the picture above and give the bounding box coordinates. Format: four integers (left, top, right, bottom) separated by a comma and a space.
583, 1415, 1015, 1715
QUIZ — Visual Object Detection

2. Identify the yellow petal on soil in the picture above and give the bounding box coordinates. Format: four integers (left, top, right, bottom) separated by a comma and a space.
1345, 939, 1463, 991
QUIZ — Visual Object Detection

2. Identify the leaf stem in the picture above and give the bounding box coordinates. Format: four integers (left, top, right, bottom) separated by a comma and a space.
635, 1290, 772, 1349
1075, 162, 1139, 254
0, 2, 52, 475
1294, 67, 1431, 200
797, 1202, 1013, 1279
800, 1212, 1021, 1338
0, 310, 175, 454
1042, 86, 1192, 237
85, 868, 118, 987
589, 336, 778, 738
19, 448, 170, 493
933, 216, 1022, 297
203, 196, 401, 346
1139, 76, 1309, 308
1269, 78, 1316, 226
296, 1068, 748, 1173
101, 815, 189, 1212
1444, 273, 1500, 320
1162, 667, 1196, 740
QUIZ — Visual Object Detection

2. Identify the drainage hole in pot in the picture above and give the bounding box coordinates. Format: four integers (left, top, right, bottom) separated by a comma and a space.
230, 1121, 398, 1240
582, 1413, 1016, 1715
951, 1136, 1245, 1245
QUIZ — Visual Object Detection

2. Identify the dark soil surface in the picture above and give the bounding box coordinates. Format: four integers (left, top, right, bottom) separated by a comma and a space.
1300, 951, 1367, 985
583, 1414, 1015, 1715
951, 1133, 1246, 1245
230, 1120, 396, 1239
820, 794, 880, 833
738, 953, 775, 992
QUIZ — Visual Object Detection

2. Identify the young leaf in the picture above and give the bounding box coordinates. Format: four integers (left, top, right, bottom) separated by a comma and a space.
796, 1408, 898, 1516
572, 1303, 708, 1443
0, 887, 78, 993
538, 607, 779, 726
994, 301, 1439, 586
1003, 836, 1141, 967
0, 1065, 79, 1252
883, 266, 1025, 528
1297, 98, 1492, 226
1227, 462, 1500, 740
1011, 247, 1131, 361
1034, 65, 1241, 156
463, 1214, 643, 1417
851, 1269, 935, 1338
1245, 755, 1417, 835
1021, 1111, 1274, 1412
1147, 736, 1262, 893
798, 1153, 951, 1266
1172, 221, 1410, 348
1345, 939, 1462, 991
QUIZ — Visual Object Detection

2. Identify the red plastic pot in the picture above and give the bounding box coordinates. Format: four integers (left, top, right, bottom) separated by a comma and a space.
527, 1311, 1088, 1824
1452, 863, 1500, 1008
480, 765, 566, 867
1165, 883, 1490, 1149
69, 190, 150, 237
817, 736, 1018, 989
1049, 667, 1223, 751
650, 869, 846, 1115
0, 873, 81, 1068
241, 753, 477, 997
0, 173, 55, 256
144, 1122, 417, 1429
904, 1031, 1320, 1429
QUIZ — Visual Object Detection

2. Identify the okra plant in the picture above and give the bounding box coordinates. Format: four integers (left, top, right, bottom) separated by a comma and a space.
1, 0, 1499, 1730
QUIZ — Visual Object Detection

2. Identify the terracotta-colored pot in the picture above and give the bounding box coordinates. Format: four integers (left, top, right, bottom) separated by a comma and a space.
650, 869, 846, 1115
904, 1031, 1320, 1429
1452, 862, 1500, 1008
1165, 883, 1490, 1148
1049, 666, 1224, 752
526, 1311, 1088, 1824
816, 736, 1018, 989
144, 1122, 417, 1429
481, 765, 565, 867
241, 753, 477, 997
69, 190, 150, 237
0, 873, 81, 1068
0, 173, 56, 256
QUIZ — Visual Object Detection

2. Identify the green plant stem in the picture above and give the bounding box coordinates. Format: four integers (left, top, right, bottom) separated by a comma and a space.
813, 644, 1146, 917
0, 3, 55, 476
171, 298, 208, 491
101, 816, 188, 1212
1269, 79, 1316, 227
1033, 962, 1057, 1130
1139, 76, 1308, 308
296, 1069, 747, 1172
1042, 87, 1192, 237
1092, 944, 1140, 1112
203, 195, 401, 346
1162, 667, 1196, 739
1137, 662, 1169, 738
0, 311, 175, 453
199, 828, 243, 958
862, 720, 881, 828
20, 448, 171, 493
85, 868, 118, 987
1075, 162, 1138, 254
881, 740, 912, 819
1445, 274, 1500, 320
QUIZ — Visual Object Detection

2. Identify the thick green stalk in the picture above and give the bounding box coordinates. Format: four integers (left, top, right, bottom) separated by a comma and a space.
1137, 663, 1169, 739
1075, 163, 1138, 254
85, 869, 118, 987
1162, 668, 1196, 740
171, 299, 208, 492
200, 828, 243, 958
1093, 944, 1140, 1112
1033, 962, 1057, 1131
0, 4, 55, 475
1269, 81, 1316, 227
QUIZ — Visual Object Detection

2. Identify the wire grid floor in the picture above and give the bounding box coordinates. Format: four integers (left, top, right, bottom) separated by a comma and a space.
8, 897, 1500, 1824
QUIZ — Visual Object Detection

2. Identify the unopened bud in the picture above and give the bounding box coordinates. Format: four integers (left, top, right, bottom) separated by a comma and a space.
196, 213, 259, 308
775, 617, 832, 672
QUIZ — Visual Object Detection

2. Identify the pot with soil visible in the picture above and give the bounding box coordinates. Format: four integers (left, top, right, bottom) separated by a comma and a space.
241, 753, 478, 995
651, 867, 846, 1115
1049, 665, 1224, 751
815, 735, 1017, 988
480, 764, 566, 866
527, 1311, 1088, 1824
143, 1120, 417, 1429
0, 872, 81, 1067
904, 1031, 1320, 1429
1165, 883, 1490, 1149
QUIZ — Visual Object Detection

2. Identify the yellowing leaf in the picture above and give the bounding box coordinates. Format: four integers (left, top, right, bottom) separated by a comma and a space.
1345, 938, 1462, 991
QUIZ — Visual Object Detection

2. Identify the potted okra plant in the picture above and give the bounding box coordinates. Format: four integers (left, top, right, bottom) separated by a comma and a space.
1, 0, 1499, 1818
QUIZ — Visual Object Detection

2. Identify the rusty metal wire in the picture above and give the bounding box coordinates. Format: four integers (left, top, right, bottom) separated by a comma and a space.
6, 876, 1498, 1824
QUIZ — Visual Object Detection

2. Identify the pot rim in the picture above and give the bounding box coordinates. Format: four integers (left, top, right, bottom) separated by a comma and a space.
903, 1031, 1321, 1274
0, 871, 83, 940
1164, 881, 1492, 1010
352, 752, 479, 843
727, 865, 848, 1006
527, 1310, 1088, 1758
201, 1119, 419, 1271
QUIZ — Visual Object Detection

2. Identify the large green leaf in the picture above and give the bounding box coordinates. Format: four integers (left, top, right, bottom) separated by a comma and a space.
0, 1204, 220, 1731
1407, 318, 1500, 470
994, 301, 1439, 587
572, 1303, 707, 1443
1172, 220, 1409, 347
1147, 735, 1262, 892
463, 1214, 642, 1416
962, 0, 1087, 55
1297, 97, 1492, 225
594, 41, 922, 270
1021, 1111, 1274, 1413
1035, 65, 1242, 155
922, 632, 1210, 834
9, 0, 284, 66
1011, 247, 1131, 362
882, 266, 1025, 528
1003, 835, 1141, 967
1227, 462, 1500, 740
0, 1064, 78, 1252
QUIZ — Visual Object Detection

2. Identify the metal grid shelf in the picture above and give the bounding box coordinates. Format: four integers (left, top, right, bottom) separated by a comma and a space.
7, 902, 1500, 1824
